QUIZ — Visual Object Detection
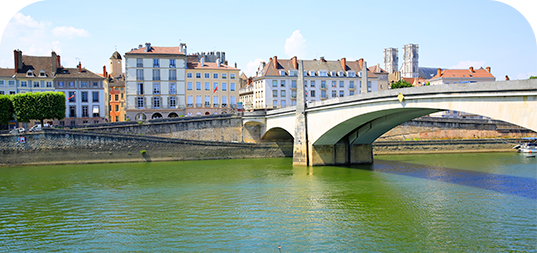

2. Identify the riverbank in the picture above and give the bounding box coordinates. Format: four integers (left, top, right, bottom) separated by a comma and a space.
373, 138, 519, 155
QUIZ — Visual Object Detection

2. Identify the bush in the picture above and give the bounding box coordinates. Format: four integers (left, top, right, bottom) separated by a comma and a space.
390, 80, 414, 89
0, 95, 14, 124
140, 150, 146, 155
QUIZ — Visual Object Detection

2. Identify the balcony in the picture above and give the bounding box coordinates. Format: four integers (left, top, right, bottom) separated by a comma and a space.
196, 103, 202, 107
204, 102, 210, 107
187, 104, 193, 108
239, 85, 253, 95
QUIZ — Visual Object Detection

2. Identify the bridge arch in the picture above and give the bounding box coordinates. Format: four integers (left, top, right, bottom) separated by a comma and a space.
262, 127, 293, 141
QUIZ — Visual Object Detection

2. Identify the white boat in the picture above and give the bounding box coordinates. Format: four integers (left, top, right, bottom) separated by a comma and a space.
514, 137, 537, 153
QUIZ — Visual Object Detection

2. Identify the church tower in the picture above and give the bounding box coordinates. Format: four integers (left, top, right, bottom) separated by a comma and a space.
383, 47, 398, 74
402, 44, 419, 78
109, 51, 122, 78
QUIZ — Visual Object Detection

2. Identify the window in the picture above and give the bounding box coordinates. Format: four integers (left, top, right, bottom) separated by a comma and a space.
170, 59, 176, 68
213, 73, 218, 79
115, 94, 119, 101
205, 82, 210, 91
136, 69, 144, 80
213, 82, 218, 92
281, 90, 286, 97
280, 80, 285, 87
222, 96, 227, 107
291, 90, 297, 98
273, 90, 278, 97
204, 73, 210, 78
121, 93, 124, 99
339, 81, 344, 88
69, 106, 76, 117
222, 73, 227, 79
153, 83, 160, 94
230, 83, 235, 91
292, 80, 297, 88
82, 106, 89, 117
9, 91, 15, 95
321, 81, 326, 89
82, 81, 87, 87
69, 81, 75, 87
339, 90, 344, 97
187, 73, 193, 78
115, 104, 119, 111
350, 81, 355, 89
169, 97, 177, 108
93, 82, 98, 87
310, 80, 315, 87
8, 80, 15, 87
272, 80, 277, 87
311, 90, 316, 97
153, 69, 160, 80
289, 70, 297, 76
81, 91, 88, 102
21, 81, 27, 87
92, 105, 100, 117
68, 91, 76, 103
350, 90, 354, 96
196, 73, 201, 78
230, 96, 236, 107
170, 83, 177, 94
137, 58, 143, 67
273, 100, 277, 108
196, 82, 201, 90
205, 96, 210, 107
222, 82, 227, 91
196, 95, 202, 107
213, 96, 219, 107
169, 69, 177, 80
153, 59, 159, 68
309, 70, 315, 76
332, 81, 336, 88
137, 97, 144, 109
137, 83, 144, 94
321, 90, 327, 98
187, 82, 193, 90
33, 81, 39, 88
319, 70, 328, 77
187, 96, 193, 107
0, 80, 4, 87
0, 91, 4, 95
281, 100, 286, 107
347, 71, 356, 77
92, 91, 99, 102
332, 90, 337, 97
153, 97, 160, 109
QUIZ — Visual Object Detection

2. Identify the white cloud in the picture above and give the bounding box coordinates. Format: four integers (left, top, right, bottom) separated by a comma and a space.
243, 58, 264, 77
284, 30, 307, 59
449, 60, 486, 69
516, 72, 537, 80
11, 12, 48, 29
52, 26, 89, 38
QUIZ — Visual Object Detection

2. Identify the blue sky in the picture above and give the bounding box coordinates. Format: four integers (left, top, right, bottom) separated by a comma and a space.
0, 0, 536, 79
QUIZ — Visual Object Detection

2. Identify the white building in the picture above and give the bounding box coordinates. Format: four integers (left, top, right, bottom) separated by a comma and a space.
246, 56, 378, 109
0, 68, 16, 96
124, 43, 187, 120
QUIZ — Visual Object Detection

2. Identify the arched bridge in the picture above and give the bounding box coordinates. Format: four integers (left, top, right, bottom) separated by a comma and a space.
243, 79, 537, 166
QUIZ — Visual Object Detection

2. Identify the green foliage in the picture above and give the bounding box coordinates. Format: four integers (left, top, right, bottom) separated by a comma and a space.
0, 95, 14, 124
11, 92, 66, 125
390, 80, 414, 89
529, 76, 537, 79
140, 150, 146, 155
425, 82, 431, 86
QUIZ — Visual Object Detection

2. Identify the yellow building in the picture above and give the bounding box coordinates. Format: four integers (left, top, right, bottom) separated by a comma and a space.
185, 59, 240, 116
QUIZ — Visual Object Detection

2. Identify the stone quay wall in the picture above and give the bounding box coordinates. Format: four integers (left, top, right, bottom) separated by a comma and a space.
373, 138, 520, 155
0, 129, 293, 167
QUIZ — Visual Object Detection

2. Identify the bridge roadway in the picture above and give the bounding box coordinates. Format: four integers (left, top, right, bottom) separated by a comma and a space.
243, 79, 537, 166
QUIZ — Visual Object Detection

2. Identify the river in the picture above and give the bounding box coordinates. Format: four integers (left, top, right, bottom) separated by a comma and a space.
0, 152, 535, 252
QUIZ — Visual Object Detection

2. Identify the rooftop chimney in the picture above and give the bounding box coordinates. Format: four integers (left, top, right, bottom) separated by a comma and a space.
292, 56, 298, 69
51, 51, 57, 75
57, 55, 61, 68
361, 60, 368, 94
358, 58, 364, 69
273, 56, 278, 68
341, 58, 347, 71
138, 44, 143, 49
469, 66, 474, 73
486, 66, 491, 73
78, 62, 82, 72
145, 42, 151, 52
180, 43, 187, 55
200, 57, 205, 67
320, 56, 326, 62
437, 68, 442, 77
234, 62, 237, 68
103, 65, 108, 78
14, 50, 23, 71
216, 58, 221, 67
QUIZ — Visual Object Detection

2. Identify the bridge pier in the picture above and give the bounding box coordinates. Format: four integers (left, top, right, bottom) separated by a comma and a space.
309, 142, 373, 166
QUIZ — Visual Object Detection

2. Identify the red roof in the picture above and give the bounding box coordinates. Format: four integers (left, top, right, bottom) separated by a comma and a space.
431, 67, 495, 79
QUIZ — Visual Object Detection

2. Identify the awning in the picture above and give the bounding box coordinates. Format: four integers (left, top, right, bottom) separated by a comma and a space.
92, 106, 99, 114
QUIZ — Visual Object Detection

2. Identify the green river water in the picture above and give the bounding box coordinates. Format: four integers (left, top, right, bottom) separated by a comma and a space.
0, 152, 535, 252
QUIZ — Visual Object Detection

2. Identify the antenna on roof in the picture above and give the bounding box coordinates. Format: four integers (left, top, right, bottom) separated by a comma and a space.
115, 45, 117, 51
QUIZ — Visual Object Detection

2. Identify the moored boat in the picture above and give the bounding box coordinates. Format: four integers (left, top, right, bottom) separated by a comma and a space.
515, 137, 537, 153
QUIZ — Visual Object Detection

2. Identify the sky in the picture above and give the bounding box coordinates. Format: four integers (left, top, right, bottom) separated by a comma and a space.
0, 0, 536, 80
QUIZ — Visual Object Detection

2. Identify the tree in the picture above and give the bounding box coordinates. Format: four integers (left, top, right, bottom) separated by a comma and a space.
11, 92, 66, 126
390, 80, 414, 89
0, 95, 14, 125
529, 76, 537, 79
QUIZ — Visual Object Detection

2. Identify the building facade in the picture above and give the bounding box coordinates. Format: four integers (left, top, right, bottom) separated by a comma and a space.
104, 51, 126, 122
0, 68, 16, 96
429, 66, 495, 85
185, 58, 240, 115
246, 56, 377, 109
124, 43, 187, 120
14, 50, 56, 94
401, 44, 419, 78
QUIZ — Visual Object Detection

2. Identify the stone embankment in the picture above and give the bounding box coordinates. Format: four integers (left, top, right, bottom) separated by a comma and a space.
0, 129, 292, 167
373, 138, 520, 155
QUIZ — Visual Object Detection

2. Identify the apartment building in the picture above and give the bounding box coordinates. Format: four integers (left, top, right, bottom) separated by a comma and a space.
185, 58, 240, 115
104, 51, 126, 122
429, 66, 495, 85
0, 68, 16, 96
247, 56, 377, 109
124, 43, 187, 120
14, 50, 56, 94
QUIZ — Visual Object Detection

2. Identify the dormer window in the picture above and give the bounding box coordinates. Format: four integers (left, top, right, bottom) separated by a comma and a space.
288, 70, 297, 76
338, 71, 344, 77
39, 70, 46, 77
26, 70, 34, 77
309, 70, 315, 76
279, 70, 286, 76
318, 70, 328, 77
303, 71, 307, 76
358, 72, 362, 77
330, 71, 336, 76
347, 71, 356, 77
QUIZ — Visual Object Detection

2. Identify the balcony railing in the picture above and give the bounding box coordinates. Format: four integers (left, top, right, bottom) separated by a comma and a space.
239, 85, 253, 94
196, 103, 202, 107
